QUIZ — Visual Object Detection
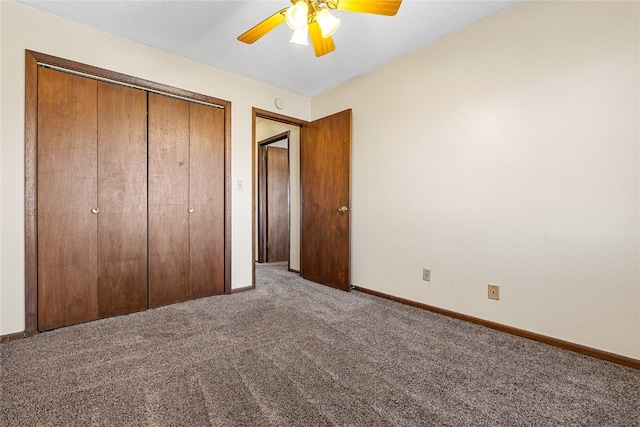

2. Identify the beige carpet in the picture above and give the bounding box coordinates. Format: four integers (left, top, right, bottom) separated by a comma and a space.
1, 262, 638, 426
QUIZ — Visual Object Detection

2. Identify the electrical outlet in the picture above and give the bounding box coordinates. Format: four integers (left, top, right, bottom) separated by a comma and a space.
488, 284, 500, 300
422, 268, 431, 282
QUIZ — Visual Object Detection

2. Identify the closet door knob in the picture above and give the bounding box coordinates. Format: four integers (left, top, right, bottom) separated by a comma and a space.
91, 207, 100, 214
188, 208, 194, 213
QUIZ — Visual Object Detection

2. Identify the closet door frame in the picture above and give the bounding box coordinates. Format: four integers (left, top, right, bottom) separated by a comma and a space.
24, 50, 232, 337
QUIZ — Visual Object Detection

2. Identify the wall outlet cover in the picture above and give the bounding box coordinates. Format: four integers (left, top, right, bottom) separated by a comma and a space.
422, 268, 431, 282
488, 284, 500, 300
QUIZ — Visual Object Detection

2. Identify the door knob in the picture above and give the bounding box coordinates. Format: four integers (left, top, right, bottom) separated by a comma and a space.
91, 207, 100, 214
338, 206, 348, 214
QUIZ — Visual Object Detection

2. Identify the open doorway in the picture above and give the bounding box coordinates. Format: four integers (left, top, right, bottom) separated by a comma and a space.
252, 108, 352, 291
254, 112, 304, 274
257, 132, 290, 264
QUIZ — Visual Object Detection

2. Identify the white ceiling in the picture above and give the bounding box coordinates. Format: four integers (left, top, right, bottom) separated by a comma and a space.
17, 0, 518, 97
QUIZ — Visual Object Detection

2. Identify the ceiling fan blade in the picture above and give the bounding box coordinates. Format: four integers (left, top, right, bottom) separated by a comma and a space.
334, 0, 402, 16
237, 9, 287, 44
309, 21, 336, 57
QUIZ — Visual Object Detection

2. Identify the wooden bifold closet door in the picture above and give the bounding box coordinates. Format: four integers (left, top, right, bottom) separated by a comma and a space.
37, 67, 225, 331
37, 67, 147, 331
148, 93, 225, 308
97, 80, 148, 318
31, 55, 228, 333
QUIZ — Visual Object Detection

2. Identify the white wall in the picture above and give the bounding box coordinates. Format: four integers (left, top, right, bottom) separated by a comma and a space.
312, 1, 639, 358
255, 120, 302, 271
0, 1, 310, 335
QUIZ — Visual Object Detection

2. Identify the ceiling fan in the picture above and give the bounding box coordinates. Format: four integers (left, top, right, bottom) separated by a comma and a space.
238, 0, 403, 57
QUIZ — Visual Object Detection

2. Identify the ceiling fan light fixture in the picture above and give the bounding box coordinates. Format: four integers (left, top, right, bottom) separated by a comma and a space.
286, 0, 309, 30
289, 26, 309, 45
238, 0, 403, 56
316, 8, 341, 38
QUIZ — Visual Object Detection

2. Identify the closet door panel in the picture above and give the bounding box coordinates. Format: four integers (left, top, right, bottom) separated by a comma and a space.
189, 103, 225, 298
148, 93, 190, 307
37, 67, 98, 330
97, 82, 148, 318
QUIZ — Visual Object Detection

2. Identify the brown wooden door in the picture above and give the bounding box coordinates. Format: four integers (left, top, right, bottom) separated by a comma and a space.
37, 69, 149, 330
148, 93, 191, 308
96, 82, 148, 318
148, 94, 225, 307
189, 102, 225, 299
300, 109, 352, 291
37, 67, 99, 330
266, 146, 290, 262
32, 59, 228, 331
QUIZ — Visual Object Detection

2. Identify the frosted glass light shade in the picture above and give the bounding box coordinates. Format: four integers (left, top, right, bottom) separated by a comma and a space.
286, 1, 309, 30
289, 27, 309, 45
316, 9, 341, 38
